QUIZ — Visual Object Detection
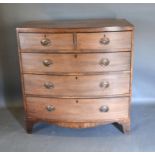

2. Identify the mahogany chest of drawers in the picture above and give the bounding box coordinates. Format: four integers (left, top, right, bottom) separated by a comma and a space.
16, 19, 134, 133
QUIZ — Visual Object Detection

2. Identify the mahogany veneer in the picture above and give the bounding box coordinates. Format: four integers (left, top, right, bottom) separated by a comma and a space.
16, 19, 134, 133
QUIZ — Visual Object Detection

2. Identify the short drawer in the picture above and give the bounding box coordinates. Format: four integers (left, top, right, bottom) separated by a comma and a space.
21, 52, 130, 74
19, 33, 74, 50
77, 32, 131, 51
24, 73, 130, 97
26, 97, 129, 122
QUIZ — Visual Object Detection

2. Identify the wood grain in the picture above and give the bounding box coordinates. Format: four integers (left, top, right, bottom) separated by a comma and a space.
77, 32, 131, 51
21, 52, 131, 74
26, 97, 129, 122
24, 73, 130, 97
17, 19, 134, 33
19, 33, 74, 50
16, 19, 134, 133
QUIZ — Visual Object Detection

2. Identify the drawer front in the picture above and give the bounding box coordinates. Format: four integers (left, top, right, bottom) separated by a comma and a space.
26, 97, 129, 122
21, 52, 130, 73
19, 33, 74, 50
77, 32, 131, 51
24, 73, 130, 97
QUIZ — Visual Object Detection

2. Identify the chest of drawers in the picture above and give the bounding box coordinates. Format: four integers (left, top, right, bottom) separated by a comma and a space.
16, 19, 134, 134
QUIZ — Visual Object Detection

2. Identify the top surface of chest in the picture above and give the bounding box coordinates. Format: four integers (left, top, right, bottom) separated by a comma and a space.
17, 19, 134, 32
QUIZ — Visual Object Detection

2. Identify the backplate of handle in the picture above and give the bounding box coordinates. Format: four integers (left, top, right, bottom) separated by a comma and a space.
100, 81, 109, 88
100, 35, 110, 45
41, 38, 51, 46
99, 105, 109, 112
46, 105, 55, 112
44, 82, 54, 89
43, 59, 53, 67
99, 58, 110, 66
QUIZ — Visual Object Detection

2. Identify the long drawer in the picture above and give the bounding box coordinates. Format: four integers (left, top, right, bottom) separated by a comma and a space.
19, 33, 74, 50
21, 52, 130, 74
26, 97, 129, 122
24, 73, 130, 97
77, 32, 131, 51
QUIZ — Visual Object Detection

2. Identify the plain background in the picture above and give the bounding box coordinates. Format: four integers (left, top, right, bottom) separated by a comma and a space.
0, 3, 155, 107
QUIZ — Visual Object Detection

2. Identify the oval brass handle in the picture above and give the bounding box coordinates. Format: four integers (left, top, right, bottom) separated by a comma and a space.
41, 38, 51, 46
46, 105, 55, 112
43, 59, 53, 67
100, 35, 110, 45
44, 82, 54, 89
99, 105, 109, 112
99, 58, 110, 66
100, 81, 109, 88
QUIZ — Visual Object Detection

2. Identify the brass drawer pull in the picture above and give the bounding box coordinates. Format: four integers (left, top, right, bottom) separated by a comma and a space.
43, 59, 53, 67
46, 105, 55, 112
100, 81, 109, 88
99, 105, 109, 112
44, 82, 54, 89
100, 35, 110, 45
41, 38, 51, 46
99, 58, 110, 66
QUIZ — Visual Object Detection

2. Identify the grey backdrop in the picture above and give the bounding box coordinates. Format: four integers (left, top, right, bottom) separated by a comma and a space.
0, 3, 155, 107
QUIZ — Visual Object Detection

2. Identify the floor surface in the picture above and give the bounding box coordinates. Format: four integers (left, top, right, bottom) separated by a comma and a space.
0, 104, 155, 152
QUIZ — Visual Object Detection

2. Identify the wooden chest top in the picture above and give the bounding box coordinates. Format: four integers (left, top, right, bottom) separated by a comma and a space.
17, 19, 134, 32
